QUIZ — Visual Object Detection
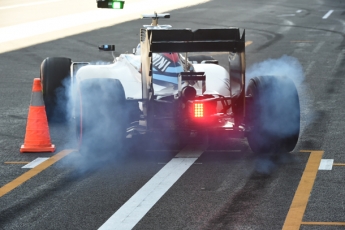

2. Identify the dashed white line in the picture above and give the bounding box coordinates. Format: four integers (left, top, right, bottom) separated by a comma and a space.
278, 19, 294, 34
98, 143, 207, 230
332, 49, 345, 73
0, 0, 61, 10
22, 157, 49, 168
296, 10, 303, 13
319, 159, 334, 170
277, 14, 295, 17
322, 10, 334, 19
305, 61, 315, 76
312, 41, 325, 53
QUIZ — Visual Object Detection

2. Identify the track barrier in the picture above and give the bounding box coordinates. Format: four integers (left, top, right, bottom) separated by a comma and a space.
20, 78, 55, 153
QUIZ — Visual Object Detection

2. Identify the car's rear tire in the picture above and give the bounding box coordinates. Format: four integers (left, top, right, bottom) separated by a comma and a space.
76, 78, 128, 159
40, 57, 71, 123
246, 75, 300, 155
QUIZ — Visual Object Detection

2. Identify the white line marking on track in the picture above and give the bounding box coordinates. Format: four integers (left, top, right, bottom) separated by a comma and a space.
322, 10, 334, 19
0, 0, 60, 10
206, 149, 241, 152
98, 143, 207, 230
336, 19, 345, 33
305, 61, 315, 76
277, 19, 294, 34
319, 159, 334, 170
332, 49, 345, 73
277, 14, 296, 17
22, 157, 49, 168
296, 10, 303, 13
312, 41, 325, 54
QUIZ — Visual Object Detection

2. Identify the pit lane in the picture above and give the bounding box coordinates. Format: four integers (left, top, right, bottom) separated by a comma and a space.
1, 0, 345, 229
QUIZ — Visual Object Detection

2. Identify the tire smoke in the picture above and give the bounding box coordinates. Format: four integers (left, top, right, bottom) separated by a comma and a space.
246, 55, 315, 137
246, 55, 314, 173
246, 55, 304, 86
53, 64, 129, 169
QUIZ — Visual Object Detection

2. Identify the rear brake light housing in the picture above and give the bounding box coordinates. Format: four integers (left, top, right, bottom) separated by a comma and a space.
188, 100, 217, 119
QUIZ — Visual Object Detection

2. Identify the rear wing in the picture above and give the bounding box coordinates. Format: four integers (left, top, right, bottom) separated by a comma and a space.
140, 28, 245, 53
140, 28, 246, 126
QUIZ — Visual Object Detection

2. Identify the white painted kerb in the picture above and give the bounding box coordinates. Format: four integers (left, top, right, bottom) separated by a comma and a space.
22, 157, 49, 168
318, 159, 333, 170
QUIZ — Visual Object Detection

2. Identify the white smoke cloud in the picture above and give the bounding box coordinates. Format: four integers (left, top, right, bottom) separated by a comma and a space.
52, 64, 127, 169
247, 55, 304, 86
246, 55, 315, 136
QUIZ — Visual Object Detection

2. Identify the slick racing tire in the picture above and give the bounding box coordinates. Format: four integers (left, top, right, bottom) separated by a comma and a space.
188, 55, 217, 64
246, 75, 300, 155
40, 57, 71, 123
76, 78, 128, 159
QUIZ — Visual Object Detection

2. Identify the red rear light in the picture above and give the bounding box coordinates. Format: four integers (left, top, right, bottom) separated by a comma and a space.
194, 103, 204, 118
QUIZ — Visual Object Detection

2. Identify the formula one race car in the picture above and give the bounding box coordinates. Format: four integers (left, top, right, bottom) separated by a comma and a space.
39, 3, 300, 156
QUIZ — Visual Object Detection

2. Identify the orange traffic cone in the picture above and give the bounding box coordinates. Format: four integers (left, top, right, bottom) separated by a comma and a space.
20, 78, 55, 153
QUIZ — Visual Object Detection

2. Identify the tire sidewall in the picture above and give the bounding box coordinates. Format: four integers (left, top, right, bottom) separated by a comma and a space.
246, 75, 300, 154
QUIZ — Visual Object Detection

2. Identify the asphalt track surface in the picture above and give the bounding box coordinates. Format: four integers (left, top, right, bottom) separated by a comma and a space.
1, 0, 345, 229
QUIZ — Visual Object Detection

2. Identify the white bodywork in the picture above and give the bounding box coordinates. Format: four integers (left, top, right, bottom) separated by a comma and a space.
75, 55, 142, 99
75, 53, 230, 100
